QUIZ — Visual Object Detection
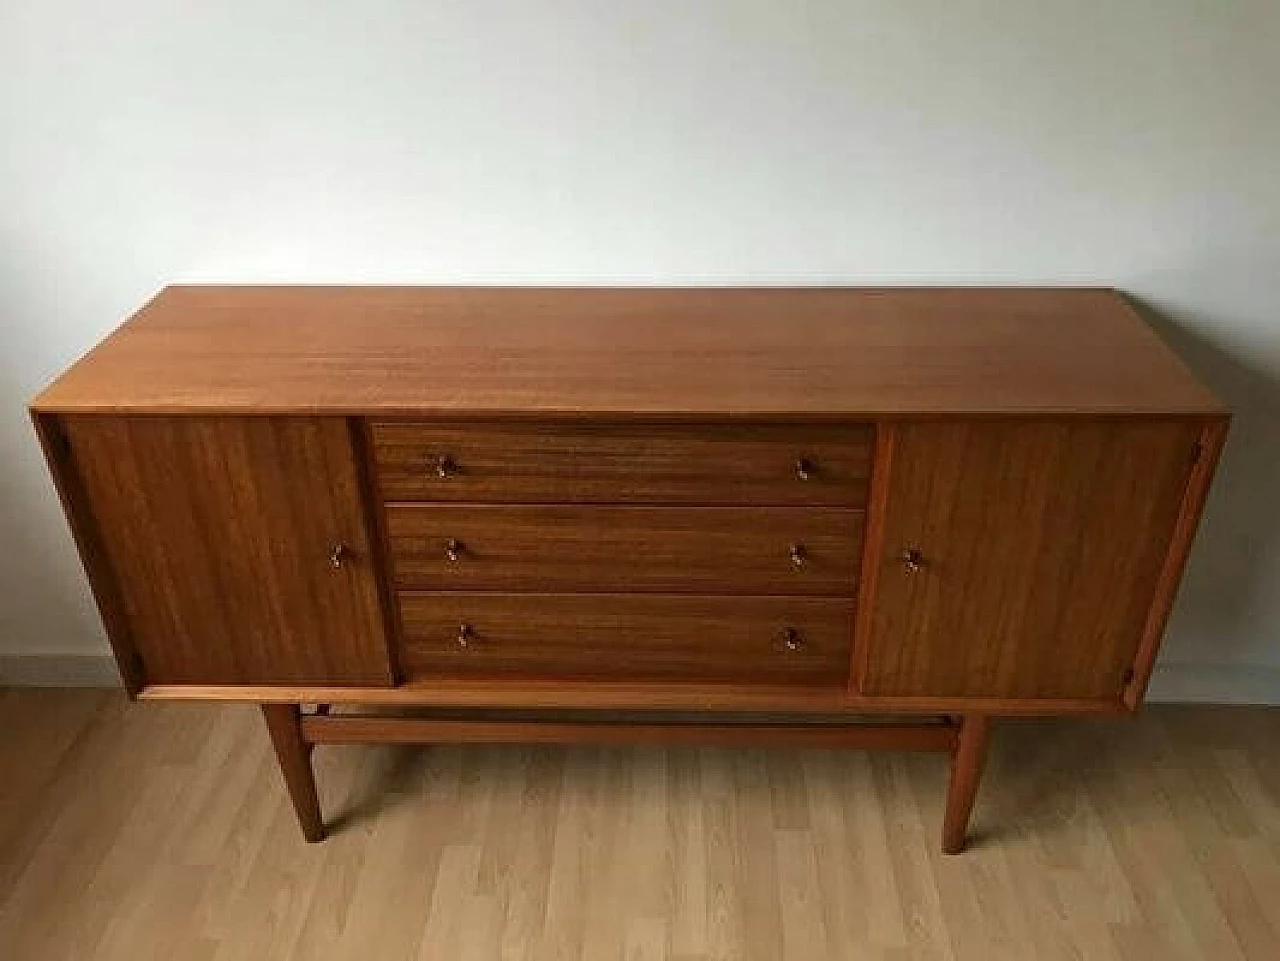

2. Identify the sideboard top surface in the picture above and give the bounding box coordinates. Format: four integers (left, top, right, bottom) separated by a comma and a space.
32, 286, 1224, 417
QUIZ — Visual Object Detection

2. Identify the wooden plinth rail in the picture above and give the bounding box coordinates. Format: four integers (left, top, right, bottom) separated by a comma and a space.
261, 704, 991, 853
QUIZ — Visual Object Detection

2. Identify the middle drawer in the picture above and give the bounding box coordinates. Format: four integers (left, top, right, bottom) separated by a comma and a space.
385, 505, 864, 595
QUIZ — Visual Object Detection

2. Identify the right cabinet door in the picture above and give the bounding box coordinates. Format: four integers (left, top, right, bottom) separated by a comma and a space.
861, 421, 1199, 701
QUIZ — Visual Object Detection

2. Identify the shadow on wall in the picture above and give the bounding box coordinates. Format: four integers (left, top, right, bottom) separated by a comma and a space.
0, 362, 104, 655
1126, 294, 1280, 666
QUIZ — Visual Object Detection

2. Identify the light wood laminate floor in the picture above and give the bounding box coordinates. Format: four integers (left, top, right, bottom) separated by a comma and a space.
1, 690, 1277, 960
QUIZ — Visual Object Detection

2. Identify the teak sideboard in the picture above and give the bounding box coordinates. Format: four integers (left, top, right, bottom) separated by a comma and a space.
31, 287, 1227, 853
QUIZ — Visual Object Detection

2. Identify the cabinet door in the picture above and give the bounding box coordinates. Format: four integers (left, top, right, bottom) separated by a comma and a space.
62, 416, 393, 686
861, 421, 1198, 701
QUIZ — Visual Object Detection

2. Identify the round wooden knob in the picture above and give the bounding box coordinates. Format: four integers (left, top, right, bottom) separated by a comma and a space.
436, 455, 458, 478
795, 458, 815, 481
457, 623, 473, 648
789, 543, 808, 567
902, 548, 924, 572
445, 538, 465, 562
328, 543, 350, 569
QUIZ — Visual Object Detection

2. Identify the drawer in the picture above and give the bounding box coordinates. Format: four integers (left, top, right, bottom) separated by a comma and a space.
397, 593, 855, 685
370, 422, 872, 505
385, 505, 863, 595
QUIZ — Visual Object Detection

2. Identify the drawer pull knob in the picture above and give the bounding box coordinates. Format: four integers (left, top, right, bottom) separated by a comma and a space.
445, 538, 465, 562
436, 455, 458, 478
902, 547, 924, 573
789, 543, 808, 567
457, 623, 473, 648
795, 458, 815, 481
782, 627, 805, 651
328, 543, 350, 569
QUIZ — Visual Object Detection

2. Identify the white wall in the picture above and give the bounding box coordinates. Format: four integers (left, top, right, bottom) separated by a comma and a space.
3, 1, 1279, 692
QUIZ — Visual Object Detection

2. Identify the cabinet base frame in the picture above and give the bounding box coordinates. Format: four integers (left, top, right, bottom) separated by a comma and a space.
261, 703, 992, 853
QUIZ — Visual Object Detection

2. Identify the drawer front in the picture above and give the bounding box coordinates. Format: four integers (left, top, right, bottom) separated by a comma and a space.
370, 422, 872, 505
398, 593, 854, 685
385, 506, 863, 595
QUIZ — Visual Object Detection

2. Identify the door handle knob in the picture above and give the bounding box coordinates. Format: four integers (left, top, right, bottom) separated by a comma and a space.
781, 626, 805, 651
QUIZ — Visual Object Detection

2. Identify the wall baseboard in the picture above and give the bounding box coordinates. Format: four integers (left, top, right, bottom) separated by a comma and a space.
1, 655, 1277, 705
0, 654, 121, 688
1145, 662, 1280, 706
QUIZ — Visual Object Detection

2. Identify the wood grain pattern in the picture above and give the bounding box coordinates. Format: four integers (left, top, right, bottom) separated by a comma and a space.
137, 680, 1123, 715
58, 416, 393, 686
861, 420, 1202, 700
31, 286, 1224, 416
261, 703, 324, 842
396, 593, 855, 685
298, 712, 956, 751
1124, 417, 1231, 708
384, 505, 864, 595
850, 422, 894, 691
5, 692, 1279, 961
350, 420, 406, 683
31, 414, 145, 695
370, 421, 872, 505
941, 713, 991, 854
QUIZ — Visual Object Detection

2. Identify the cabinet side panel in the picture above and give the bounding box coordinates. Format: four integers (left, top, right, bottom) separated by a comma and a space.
30, 412, 143, 694
1123, 416, 1230, 708
57, 416, 393, 686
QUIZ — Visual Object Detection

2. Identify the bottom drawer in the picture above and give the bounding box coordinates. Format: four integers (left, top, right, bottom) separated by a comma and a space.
397, 594, 854, 686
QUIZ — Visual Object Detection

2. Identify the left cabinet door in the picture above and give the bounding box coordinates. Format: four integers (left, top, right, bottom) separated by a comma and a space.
55, 416, 394, 687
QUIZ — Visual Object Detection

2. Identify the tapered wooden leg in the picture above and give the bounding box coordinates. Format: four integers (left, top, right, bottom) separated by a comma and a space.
942, 713, 990, 854
261, 703, 324, 842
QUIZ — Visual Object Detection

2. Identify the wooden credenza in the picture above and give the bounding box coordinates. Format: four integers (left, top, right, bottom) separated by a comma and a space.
31, 287, 1227, 852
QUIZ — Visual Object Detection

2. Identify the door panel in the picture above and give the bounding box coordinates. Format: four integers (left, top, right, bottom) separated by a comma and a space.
861, 421, 1198, 700
63, 416, 393, 685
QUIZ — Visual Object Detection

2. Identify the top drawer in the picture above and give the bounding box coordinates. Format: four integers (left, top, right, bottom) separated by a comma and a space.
370, 422, 873, 506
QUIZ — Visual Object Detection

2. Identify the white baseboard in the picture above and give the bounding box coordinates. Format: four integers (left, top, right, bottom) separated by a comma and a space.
0, 654, 121, 688
1145, 662, 1280, 706
2, 655, 1278, 705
